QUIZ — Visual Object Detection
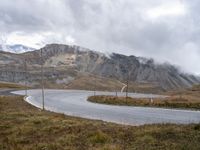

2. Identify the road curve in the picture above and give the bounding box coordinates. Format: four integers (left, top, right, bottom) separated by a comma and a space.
13, 89, 200, 125
121, 83, 127, 93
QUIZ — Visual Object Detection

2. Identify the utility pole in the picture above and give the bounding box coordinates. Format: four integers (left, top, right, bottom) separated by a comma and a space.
125, 77, 129, 98
110, 61, 118, 97
115, 80, 118, 97
113, 63, 118, 97
94, 74, 96, 96
41, 49, 45, 110
24, 57, 28, 96
125, 70, 129, 103
111, 75, 118, 97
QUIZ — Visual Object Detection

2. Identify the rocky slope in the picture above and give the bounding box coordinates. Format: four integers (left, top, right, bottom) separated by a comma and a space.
0, 44, 199, 91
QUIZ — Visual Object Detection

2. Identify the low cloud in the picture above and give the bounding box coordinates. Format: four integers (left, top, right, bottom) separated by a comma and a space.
0, 0, 200, 74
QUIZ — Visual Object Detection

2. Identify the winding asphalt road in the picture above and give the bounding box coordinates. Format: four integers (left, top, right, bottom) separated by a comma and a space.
13, 89, 200, 125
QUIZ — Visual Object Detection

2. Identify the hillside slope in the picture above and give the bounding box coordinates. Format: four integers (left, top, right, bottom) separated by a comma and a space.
0, 44, 199, 91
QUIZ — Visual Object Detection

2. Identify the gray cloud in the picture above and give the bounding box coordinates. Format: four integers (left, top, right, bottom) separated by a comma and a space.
0, 0, 200, 74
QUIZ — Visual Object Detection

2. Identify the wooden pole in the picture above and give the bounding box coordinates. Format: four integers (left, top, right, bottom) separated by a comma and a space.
24, 57, 28, 96
41, 49, 45, 110
94, 74, 96, 96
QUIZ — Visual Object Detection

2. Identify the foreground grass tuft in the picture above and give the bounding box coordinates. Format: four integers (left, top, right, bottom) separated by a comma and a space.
0, 96, 200, 150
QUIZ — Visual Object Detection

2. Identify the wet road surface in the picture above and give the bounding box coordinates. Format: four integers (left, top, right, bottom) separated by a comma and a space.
13, 89, 200, 125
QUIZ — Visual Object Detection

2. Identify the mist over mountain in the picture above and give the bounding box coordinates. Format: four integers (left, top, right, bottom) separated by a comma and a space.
0, 44, 199, 91
0, 44, 35, 53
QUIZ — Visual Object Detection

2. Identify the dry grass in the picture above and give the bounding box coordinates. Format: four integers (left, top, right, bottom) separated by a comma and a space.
88, 95, 200, 110
0, 82, 25, 89
66, 75, 124, 91
0, 96, 200, 150
88, 84, 200, 110
127, 82, 163, 94
65, 75, 163, 94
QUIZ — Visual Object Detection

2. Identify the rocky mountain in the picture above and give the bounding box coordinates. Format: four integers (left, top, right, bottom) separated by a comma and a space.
0, 44, 199, 91
0, 44, 35, 53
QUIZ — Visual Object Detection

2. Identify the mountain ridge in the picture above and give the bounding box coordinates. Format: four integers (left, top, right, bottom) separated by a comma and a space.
0, 43, 199, 91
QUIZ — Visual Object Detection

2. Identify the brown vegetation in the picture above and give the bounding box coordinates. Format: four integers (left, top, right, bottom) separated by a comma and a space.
1, 96, 200, 149
88, 84, 200, 110
65, 75, 124, 91
65, 74, 163, 94
88, 95, 200, 110
0, 82, 25, 89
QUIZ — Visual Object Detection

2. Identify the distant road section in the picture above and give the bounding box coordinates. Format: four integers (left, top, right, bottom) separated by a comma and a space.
13, 89, 200, 125
121, 83, 127, 93
0, 89, 16, 96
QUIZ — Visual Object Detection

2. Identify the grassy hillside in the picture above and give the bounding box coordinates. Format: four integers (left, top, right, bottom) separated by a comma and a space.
0, 82, 25, 89
65, 75, 124, 91
65, 74, 162, 93
125, 81, 163, 94
191, 84, 200, 91
1, 96, 200, 150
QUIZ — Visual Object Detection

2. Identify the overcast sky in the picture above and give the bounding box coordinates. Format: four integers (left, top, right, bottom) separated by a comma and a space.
0, 0, 200, 75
